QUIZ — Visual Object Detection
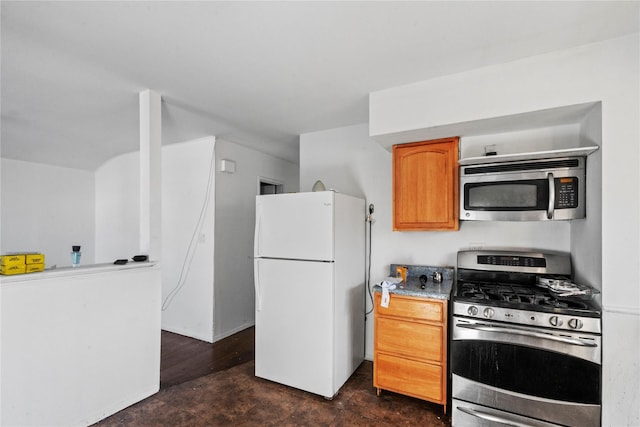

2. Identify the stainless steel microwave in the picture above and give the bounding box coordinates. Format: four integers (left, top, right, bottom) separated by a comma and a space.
460, 157, 586, 221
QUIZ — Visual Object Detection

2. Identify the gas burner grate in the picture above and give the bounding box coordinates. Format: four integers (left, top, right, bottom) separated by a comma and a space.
538, 297, 591, 310
457, 280, 591, 309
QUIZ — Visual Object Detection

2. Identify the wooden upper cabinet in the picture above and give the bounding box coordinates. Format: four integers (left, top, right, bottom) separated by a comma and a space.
392, 137, 459, 231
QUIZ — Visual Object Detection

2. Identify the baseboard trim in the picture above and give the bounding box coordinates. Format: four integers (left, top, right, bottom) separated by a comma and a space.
212, 321, 256, 343
161, 325, 214, 343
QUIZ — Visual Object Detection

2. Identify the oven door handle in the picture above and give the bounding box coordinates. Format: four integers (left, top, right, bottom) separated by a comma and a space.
457, 322, 597, 347
457, 406, 533, 427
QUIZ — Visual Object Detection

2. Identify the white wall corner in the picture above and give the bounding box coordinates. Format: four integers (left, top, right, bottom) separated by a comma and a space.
139, 89, 162, 261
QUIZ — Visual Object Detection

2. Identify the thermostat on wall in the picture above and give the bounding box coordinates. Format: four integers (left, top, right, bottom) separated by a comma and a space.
220, 159, 236, 173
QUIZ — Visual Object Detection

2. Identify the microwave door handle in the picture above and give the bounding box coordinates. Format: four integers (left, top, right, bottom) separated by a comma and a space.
547, 172, 555, 219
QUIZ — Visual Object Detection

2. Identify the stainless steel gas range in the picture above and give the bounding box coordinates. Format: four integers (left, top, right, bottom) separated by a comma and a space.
451, 250, 602, 427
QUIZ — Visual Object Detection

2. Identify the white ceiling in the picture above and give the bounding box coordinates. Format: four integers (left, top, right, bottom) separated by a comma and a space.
2, 1, 639, 170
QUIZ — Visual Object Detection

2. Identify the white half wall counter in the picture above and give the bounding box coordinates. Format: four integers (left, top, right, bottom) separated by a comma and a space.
0, 262, 161, 427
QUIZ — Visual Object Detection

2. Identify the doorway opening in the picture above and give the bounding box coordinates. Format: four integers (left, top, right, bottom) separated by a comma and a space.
258, 177, 284, 195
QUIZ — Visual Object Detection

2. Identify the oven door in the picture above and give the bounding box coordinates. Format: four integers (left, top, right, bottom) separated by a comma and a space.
451, 317, 601, 427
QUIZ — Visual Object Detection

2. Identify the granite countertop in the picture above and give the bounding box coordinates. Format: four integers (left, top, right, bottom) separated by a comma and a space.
373, 264, 454, 300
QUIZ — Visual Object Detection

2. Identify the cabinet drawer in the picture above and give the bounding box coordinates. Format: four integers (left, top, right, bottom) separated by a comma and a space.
376, 317, 442, 362
374, 353, 444, 403
375, 293, 444, 322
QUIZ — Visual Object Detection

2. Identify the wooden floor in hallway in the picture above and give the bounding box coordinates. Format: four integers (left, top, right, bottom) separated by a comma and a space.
160, 327, 255, 389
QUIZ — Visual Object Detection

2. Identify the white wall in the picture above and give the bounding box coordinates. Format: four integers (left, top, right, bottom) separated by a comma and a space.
214, 139, 299, 341
1, 158, 95, 268
95, 153, 140, 262
1, 265, 161, 427
25, 134, 297, 344
573, 103, 603, 288
459, 123, 581, 159
95, 137, 216, 342
300, 122, 572, 356
364, 33, 639, 426
160, 137, 216, 342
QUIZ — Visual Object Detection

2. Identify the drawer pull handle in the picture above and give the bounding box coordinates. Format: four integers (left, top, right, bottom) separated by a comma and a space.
457, 406, 532, 427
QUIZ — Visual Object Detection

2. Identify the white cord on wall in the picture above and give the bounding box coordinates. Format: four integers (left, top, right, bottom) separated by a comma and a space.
162, 145, 216, 311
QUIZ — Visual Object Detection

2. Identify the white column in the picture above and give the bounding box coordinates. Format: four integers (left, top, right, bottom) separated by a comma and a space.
139, 89, 162, 260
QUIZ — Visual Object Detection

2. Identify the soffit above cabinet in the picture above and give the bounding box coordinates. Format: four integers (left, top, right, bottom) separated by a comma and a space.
370, 101, 600, 151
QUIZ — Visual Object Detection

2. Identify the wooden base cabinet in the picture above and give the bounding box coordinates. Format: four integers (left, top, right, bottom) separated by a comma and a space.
373, 293, 448, 412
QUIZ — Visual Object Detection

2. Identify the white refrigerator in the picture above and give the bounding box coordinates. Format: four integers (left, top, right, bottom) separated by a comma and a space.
254, 191, 365, 399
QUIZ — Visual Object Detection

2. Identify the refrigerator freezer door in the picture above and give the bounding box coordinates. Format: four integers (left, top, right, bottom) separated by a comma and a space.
254, 258, 335, 398
255, 192, 334, 261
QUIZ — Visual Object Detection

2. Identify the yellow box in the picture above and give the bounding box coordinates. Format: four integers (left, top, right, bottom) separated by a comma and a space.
0, 264, 27, 275
0, 254, 26, 267
25, 253, 45, 265
25, 263, 45, 273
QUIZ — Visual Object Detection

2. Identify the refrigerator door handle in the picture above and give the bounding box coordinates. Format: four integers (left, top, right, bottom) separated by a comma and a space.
254, 203, 262, 257
254, 258, 262, 312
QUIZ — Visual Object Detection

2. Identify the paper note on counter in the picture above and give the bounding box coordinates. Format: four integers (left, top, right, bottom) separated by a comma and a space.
379, 277, 402, 308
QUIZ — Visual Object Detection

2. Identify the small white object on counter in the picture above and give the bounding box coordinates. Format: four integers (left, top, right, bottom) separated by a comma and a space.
379, 277, 402, 308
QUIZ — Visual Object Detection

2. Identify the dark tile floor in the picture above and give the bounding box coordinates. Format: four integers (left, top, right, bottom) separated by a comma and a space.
94, 328, 450, 426
96, 360, 451, 426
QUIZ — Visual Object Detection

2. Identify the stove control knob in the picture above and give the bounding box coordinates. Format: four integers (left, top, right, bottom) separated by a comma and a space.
549, 316, 563, 327
467, 306, 478, 316
568, 318, 584, 330
483, 308, 495, 318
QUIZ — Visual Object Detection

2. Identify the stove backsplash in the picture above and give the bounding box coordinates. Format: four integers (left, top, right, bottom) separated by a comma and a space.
389, 264, 454, 281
